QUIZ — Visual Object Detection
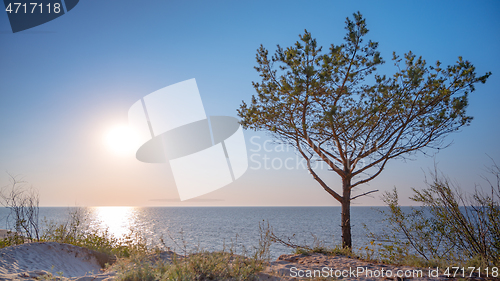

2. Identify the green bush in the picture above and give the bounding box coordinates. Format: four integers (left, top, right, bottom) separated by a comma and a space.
117, 222, 273, 280
0, 232, 25, 248
118, 251, 265, 281
41, 208, 149, 261
367, 162, 500, 267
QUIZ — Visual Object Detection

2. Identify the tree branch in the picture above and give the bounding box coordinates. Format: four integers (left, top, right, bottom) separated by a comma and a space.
351, 189, 379, 200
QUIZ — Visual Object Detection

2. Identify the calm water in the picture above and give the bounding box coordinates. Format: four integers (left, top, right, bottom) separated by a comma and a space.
0, 207, 390, 259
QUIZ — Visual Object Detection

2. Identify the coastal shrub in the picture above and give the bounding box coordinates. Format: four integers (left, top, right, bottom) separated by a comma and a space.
368, 162, 500, 267
293, 244, 356, 258
118, 245, 268, 280
119, 260, 158, 281
0, 232, 25, 248
41, 208, 149, 264
0, 174, 40, 242
0, 176, 150, 258
118, 222, 273, 280
118, 251, 265, 281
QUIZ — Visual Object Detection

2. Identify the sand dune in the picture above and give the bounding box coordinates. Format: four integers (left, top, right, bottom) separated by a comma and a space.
0, 241, 454, 280
0, 242, 105, 280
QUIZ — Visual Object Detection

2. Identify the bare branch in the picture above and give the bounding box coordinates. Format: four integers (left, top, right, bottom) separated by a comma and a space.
351, 189, 379, 200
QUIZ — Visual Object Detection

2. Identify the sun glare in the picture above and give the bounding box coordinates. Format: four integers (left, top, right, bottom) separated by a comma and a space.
93, 206, 136, 238
105, 125, 140, 156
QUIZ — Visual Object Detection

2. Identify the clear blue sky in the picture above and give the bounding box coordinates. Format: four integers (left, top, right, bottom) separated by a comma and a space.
0, 0, 499, 206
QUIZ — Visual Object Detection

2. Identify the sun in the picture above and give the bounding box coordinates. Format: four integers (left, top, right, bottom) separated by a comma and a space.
104, 125, 140, 156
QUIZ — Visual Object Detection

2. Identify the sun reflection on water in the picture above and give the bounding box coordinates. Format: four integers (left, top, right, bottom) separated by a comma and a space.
92, 206, 136, 238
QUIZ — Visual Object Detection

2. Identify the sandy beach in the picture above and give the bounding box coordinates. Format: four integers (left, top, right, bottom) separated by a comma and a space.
0, 240, 456, 281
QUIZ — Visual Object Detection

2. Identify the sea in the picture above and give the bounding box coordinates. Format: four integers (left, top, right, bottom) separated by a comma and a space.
0, 206, 392, 259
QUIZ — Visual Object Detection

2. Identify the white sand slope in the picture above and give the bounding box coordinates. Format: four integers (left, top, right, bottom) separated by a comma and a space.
0, 242, 103, 279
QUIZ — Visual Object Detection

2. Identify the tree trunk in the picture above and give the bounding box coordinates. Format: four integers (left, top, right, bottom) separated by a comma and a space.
341, 177, 352, 249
